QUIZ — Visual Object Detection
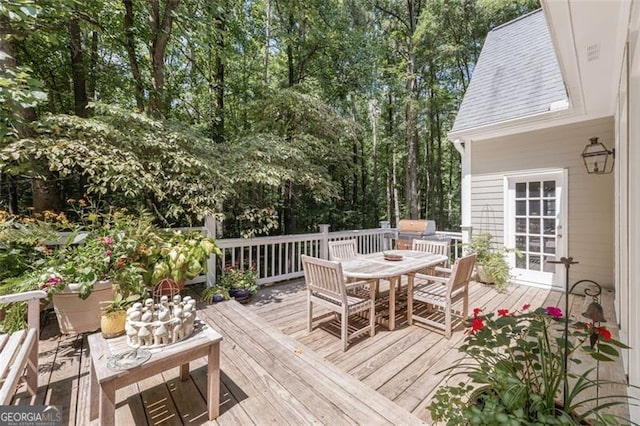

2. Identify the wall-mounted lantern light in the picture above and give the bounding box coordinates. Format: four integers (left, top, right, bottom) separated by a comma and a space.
581, 137, 614, 174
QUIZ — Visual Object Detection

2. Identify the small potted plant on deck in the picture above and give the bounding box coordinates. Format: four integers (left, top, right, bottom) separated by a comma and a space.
203, 264, 258, 304
147, 231, 220, 295
468, 233, 515, 292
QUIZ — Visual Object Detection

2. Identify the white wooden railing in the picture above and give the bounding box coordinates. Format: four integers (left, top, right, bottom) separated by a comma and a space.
207, 223, 463, 287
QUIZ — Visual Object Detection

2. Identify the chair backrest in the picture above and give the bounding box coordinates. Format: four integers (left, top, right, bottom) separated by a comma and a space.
301, 255, 347, 304
328, 239, 358, 261
412, 239, 450, 258
446, 254, 477, 298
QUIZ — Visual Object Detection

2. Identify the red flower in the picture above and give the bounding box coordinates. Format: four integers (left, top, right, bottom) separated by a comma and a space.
497, 309, 509, 317
597, 327, 612, 341
521, 304, 531, 311
470, 317, 484, 332
473, 308, 483, 318
546, 306, 563, 319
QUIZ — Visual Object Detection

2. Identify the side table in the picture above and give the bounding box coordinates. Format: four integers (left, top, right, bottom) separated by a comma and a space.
88, 321, 223, 425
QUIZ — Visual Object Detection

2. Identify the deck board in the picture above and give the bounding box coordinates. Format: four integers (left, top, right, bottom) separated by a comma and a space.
6, 278, 631, 424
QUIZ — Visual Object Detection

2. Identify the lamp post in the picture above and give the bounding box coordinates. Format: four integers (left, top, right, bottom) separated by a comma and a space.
547, 257, 605, 409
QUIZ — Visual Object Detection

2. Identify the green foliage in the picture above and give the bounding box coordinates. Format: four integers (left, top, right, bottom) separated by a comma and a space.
217, 266, 259, 293
468, 233, 516, 291
429, 305, 633, 425
148, 230, 220, 285
101, 292, 139, 314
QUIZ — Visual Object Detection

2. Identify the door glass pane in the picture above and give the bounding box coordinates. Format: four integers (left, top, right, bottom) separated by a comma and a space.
529, 255, 541, 271
543, 181, 556, 197
543, 256, 556, 272
512, 176, 559, 277
529, 181, 540, 197
529, 236, 540, 253
543, 237, 555, 254
529, 218, 540, 234
543, 200, 555, 216
543, 219, 555, 235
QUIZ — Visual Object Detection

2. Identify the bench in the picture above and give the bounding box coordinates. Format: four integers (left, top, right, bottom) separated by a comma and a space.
199, 300, 425, 424
0, 290, 46, 404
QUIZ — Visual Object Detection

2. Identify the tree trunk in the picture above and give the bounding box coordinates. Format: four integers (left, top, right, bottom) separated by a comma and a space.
148, 0, 181, 117
212, 4, 225, 144
263, 0, 270, 84
68, 18, 88, 117
87, 31, 98, 100
404, 0, 420, 220
369, 100, 380, 225
123, 0, 145, 112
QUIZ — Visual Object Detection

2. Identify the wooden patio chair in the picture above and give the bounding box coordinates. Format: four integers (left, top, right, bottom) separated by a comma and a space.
328, 239, 358, 260
329, 239, 381, 297
301, 255, 375, 351
0, 290, 46, 404
412, 239, 450, 277
407, 254, 476, 338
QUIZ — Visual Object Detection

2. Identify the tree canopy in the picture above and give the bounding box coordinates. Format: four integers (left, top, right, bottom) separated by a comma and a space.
0, 0, 540, 236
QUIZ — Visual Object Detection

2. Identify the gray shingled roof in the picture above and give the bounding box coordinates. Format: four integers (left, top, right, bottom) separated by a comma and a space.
450, 9, 567, 133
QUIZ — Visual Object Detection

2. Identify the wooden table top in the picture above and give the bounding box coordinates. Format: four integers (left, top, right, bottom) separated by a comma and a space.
340, 250, 448, 280
88, 319, 222, 384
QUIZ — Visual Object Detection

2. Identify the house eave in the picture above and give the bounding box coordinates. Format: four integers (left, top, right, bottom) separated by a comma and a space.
448, 109, 611, 143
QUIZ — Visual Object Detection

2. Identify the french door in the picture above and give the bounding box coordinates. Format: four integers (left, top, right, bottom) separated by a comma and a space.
506, 170, 567, 287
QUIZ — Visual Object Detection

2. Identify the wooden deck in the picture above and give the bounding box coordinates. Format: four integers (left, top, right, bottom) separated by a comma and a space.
9, 279, 627, 425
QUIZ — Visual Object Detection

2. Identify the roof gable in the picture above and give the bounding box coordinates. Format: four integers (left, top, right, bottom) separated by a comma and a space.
451, 9, 568, 133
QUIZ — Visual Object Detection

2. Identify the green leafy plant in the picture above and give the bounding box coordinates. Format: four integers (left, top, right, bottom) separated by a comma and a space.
429, 305, 632, 425
201, 285, 230, 304
217, 265, 259, 293
101, 293, 139, 315
148, 231, 220, 286
468, 233, 517, 291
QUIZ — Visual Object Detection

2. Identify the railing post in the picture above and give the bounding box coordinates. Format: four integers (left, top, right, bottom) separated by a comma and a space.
205, 215, 218, 287
380, 220, 391, 251
319, 224, 330, 259
461, 225, 473, 256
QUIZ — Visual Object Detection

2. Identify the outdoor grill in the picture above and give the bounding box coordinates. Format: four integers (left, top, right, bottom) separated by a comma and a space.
396, 219, 449, 249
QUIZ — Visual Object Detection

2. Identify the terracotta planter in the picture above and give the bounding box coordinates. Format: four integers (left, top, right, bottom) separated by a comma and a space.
101, 310, 126, 339
52, 280, 115, 334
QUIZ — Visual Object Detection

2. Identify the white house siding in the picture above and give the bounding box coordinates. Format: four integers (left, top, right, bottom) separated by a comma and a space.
469, 117, 615, 288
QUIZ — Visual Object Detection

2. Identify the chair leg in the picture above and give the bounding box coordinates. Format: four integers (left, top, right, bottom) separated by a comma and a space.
407, 275, 414, 326
307, 296, 313, 332
26, 344, 38, 396
341, 310, 348, 352
369, 305, 375, 337
445, 305, 452, 339
462, 288, 469, 321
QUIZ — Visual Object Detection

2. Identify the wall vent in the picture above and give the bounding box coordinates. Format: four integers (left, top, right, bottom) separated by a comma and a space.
586, 43, 600, 62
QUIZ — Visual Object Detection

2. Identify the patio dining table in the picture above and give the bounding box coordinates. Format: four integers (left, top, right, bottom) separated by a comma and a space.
340, 250, 448, 330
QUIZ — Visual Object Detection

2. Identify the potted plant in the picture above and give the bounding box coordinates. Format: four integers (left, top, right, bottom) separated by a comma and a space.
99, 292, 139, 338
468, 233, 515, 291
429, 304, 632, 424
148, 231, 220, 294
206, 265, 259, 304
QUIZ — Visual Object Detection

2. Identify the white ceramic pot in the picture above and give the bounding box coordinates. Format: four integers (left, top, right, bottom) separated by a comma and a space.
52, 280, 115, 334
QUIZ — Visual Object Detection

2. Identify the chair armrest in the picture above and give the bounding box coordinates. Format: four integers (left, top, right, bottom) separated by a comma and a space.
344, 280, 371, 291
434, 266, 452, 274
0, 290, 47, 304
414, 273, 448, 284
